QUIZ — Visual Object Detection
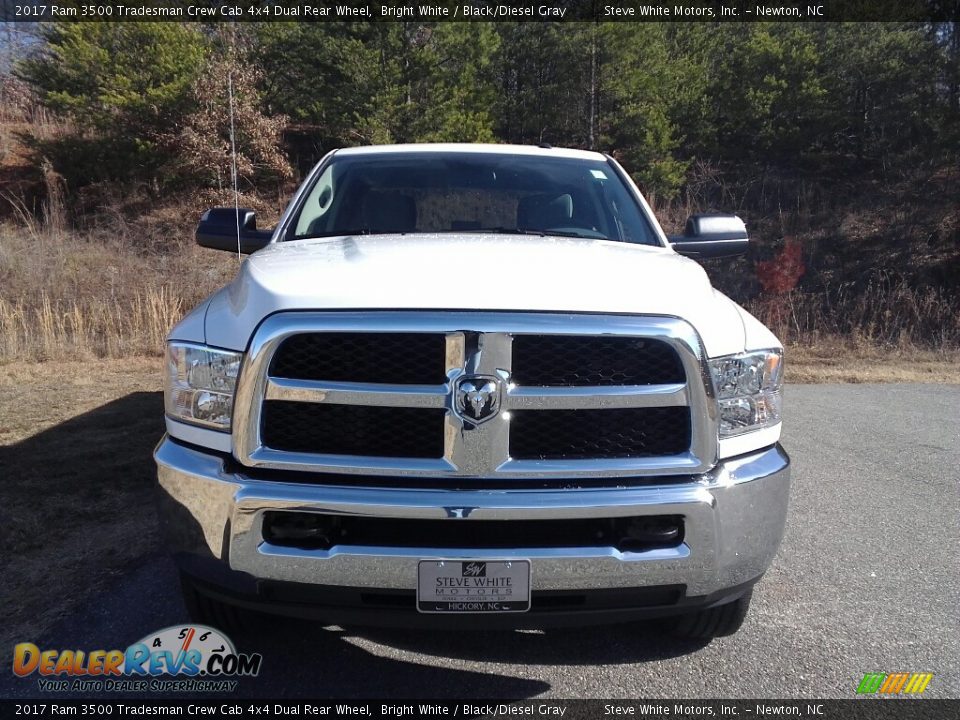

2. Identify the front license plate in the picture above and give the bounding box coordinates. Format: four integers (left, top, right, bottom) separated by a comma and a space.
417, 560, 531, 613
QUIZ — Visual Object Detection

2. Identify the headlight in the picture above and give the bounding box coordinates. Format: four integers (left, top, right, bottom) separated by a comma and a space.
164, 342, 242, 431
709, 350, 783, 437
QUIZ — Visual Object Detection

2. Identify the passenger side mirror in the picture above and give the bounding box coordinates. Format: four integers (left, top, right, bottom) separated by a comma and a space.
196, 208, 272, 254
668, 214, 749, 259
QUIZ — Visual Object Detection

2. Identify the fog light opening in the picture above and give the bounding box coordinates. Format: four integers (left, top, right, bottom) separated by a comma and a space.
263, 512, 340, 550
617, 516, 683, 552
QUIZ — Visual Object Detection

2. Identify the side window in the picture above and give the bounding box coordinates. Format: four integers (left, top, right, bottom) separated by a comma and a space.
294, 165, 335, 237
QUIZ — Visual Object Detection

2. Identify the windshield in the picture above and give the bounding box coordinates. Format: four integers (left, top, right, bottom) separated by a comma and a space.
287, 151, 662, 246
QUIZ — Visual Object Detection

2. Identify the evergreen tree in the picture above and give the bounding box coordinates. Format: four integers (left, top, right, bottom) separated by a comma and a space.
493, 22, 593, 146
410, 23, 500, 142
16, 22, 206, 185
597, 23, 689, 197
818, 23, 944, 169
255, 22, 383, 147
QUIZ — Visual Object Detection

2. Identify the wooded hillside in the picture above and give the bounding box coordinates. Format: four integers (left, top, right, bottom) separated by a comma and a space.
10, 22, 959, 194
1, 20, 958, 362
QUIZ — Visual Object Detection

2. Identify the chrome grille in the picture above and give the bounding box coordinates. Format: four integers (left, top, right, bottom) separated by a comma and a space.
234, 312, 718, 480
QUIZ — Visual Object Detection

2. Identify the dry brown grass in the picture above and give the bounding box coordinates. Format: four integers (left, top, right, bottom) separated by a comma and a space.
0, 357, 162, 441
0, 289, 183, 361
0, 135, 289, 361
654, 159, 960, 360
745, 280, 960, 352
0, 156, 956, 370
3, 218, 959, 377
787, 342, 960, 384
0, 218, 237, 362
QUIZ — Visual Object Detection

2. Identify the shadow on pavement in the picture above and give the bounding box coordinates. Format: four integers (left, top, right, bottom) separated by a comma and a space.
0, 391, 165, 552
2, 392, 166, 657
344, 622, 708, 667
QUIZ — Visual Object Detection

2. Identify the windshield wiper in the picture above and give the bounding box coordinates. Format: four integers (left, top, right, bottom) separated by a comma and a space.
473, 227, 609, 240
300, 228, 372, 239
299, 227, 610, 241
472, 227, 547, 236
541, 228, 609, 240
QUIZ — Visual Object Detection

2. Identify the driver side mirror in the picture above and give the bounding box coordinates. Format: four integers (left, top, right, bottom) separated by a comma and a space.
196, 208, 272, 254
668, 214, 749, 259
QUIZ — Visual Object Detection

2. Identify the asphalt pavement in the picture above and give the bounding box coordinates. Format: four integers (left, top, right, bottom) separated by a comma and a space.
4, 384, 958, 699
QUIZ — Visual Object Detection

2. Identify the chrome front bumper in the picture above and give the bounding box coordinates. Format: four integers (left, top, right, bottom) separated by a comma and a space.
155, 438, 790, 603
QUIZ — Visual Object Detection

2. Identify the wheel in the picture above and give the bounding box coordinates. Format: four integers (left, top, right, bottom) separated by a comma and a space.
672, 589, 752, 639
179, 573, 248, 634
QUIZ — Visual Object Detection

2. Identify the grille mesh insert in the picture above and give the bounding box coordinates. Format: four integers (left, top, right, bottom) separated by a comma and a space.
510, 407, 691, 460
511, 335, 684, 386
270, 332, 446, 384
261, 401, 446, 458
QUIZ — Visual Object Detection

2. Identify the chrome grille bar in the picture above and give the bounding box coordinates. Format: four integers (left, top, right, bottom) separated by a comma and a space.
442, 331, 513, 476
506, 384, 688, 410
233, 312, 718, 479
265, 378, 448, 408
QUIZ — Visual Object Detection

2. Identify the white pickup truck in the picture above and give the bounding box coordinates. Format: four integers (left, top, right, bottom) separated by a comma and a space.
156, 143, 789, 639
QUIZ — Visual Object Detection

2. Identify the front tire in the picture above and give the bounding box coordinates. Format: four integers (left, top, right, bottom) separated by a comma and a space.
672, 589, 752, 639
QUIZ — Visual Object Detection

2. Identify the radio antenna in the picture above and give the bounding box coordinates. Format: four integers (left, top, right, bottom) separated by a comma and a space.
228, 58, 241, 261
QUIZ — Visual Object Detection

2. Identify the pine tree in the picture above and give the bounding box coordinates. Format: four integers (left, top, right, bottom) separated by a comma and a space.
16, 22, 206, 185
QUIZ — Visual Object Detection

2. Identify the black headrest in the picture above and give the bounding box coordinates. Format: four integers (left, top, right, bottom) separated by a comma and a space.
517, 193, 573, 230
361, 191, 417, 233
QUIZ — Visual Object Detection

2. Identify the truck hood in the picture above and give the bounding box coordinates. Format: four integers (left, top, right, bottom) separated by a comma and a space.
204, 233, 747, 356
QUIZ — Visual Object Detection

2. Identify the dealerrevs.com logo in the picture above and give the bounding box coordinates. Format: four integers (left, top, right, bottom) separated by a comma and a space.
13, 625, 262, 693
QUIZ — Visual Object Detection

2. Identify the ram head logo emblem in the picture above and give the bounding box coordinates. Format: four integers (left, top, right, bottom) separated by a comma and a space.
454, 376, 501, 424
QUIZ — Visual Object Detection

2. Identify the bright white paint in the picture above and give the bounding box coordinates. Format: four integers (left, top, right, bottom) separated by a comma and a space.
198, 233, 763, 357
334, 142, 608, 161
168, 144, 785, 458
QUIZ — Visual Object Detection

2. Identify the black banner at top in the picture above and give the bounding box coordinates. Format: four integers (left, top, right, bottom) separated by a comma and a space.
1, 0, 957, 23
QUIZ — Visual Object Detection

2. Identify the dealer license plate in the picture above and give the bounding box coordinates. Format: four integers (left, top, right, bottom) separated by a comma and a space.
417, 560, 531, 613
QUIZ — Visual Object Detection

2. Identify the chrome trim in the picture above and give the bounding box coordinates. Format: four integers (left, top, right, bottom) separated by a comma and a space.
443, 332, 512, 475
165, 416, 232, 454
497, 454, 707, 476
233, 312, 718, 479
265, 378, 448, 408
155, 438, 789, 595
507, 383, 688, 410
719, 422, 782, 460
251, 543, 691, 592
